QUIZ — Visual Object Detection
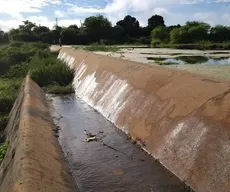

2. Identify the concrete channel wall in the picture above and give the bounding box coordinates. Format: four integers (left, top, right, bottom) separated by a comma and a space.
58, 47, 230, 192
0, 76, 74, 192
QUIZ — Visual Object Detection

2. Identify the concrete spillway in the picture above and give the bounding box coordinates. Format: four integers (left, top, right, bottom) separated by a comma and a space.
58, 47, 230, 192
1, 46, 230, 192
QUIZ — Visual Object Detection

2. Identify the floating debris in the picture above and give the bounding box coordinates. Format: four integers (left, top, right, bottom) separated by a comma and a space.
84, 130, 97, 142
84, 136, 98, 142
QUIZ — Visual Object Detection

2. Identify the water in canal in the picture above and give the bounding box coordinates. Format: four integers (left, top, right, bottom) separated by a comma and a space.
48, 94, 192, 192
147, 56, 230, 65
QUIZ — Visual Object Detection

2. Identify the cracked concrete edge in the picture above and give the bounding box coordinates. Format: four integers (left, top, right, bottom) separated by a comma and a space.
0, 75, 76, 192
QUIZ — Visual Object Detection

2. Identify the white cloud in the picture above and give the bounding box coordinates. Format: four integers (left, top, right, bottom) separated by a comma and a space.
55, 10, 66, 18
0, 20, 23, 31
0, 0, 230, 31
67, 0, 230, 26
58, 19, 81, 27
0, 15, 81, 31
0, 0, 61, 17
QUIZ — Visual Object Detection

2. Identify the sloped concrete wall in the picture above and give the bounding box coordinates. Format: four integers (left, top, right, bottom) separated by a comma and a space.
58, 47, 230, 192
0, 76, 75, 192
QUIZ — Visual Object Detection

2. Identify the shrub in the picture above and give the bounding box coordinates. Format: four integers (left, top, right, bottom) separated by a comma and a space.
81, 43, 120, 52
151, 39, 162, 47
0, 78, 21, 113
45, 84, 74, 94
29, 55, 74, 87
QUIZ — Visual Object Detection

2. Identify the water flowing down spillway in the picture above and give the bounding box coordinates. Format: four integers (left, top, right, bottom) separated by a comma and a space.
48, 94, 192, 192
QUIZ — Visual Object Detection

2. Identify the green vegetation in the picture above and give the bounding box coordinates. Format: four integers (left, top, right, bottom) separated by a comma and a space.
154, 42, 230, 50
0, 79, 22, 114
147, 57, 166, 61
158, 62, 178, 65
0, 42, 74, 163
0, 13, 229, 49
0, 142, 8, 163
75, 43, 120, 52
151, 22, 230, 50
28, 54, 73, 87
0, 115, 9, 132
176, 56, 209, 64
44, 84, 74, 94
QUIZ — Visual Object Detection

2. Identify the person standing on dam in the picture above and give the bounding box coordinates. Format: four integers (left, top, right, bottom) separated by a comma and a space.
59, 36, 62, 47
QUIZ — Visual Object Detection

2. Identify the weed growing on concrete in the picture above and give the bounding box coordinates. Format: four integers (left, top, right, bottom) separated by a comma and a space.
0, 142, 8, 163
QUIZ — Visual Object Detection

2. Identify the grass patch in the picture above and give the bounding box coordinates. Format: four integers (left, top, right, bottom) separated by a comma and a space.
0, 78, 22, 113
155, 42, 230, 50
29, 55, 74, 87
176, 56, 209, 64
210, 57, 230, 60
0, 114, 9, 133
0, 142, 8, 163
0, 42, 74, 164
158, 62, 178, 65
44, 84, 74, 94
210, 52, 230, 55
147, 57, 166, 61
170, 53, 182, 56
75, 43, 120, 52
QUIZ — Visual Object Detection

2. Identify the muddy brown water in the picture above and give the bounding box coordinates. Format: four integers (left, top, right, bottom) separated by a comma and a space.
48, 94, 193, 192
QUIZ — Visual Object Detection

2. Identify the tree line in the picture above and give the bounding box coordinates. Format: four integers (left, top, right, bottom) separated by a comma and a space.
0, 14, 230, 46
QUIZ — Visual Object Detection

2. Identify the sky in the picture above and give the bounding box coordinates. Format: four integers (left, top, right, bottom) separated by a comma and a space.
0, 0, 230, 31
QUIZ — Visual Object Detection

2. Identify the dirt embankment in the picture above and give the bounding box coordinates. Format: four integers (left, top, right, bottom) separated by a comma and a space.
58, 47, 230, 192
0, 76, 76, 192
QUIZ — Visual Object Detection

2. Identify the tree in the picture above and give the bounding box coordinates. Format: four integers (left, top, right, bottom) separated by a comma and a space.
61, 27, 79, 44
116, 15, 140, 37
83, 15, 112, 34
170, 27, 190, 44
2, 33, 9, 44
82, 15, 112, 41
183, 21, 210, 43
19, 20, 36, 33
0, 29, 4, 44
148, 15, 165, 32
168, 24, 181, 31
33, 25, 50, 35
151, 26, 169, 42
188, 23, 210, 43
209, 25, 230, 42
68, 25, 79, 31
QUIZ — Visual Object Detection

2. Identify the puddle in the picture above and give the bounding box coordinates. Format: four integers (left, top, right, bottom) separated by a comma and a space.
209, 52, 230, 54
142, 53, 182, 56
48, 94, 193, 192
147, 56, 230, 65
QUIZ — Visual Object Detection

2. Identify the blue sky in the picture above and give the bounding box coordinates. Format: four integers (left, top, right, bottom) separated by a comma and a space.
0, 0, 230, 31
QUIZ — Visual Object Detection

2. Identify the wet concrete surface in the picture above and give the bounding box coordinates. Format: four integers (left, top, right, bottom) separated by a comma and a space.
48, 94, 193, 192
